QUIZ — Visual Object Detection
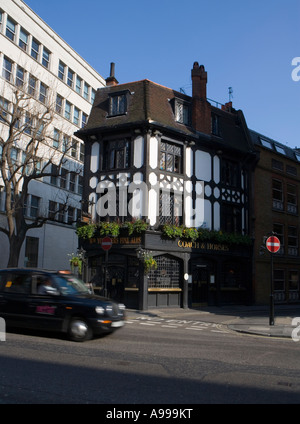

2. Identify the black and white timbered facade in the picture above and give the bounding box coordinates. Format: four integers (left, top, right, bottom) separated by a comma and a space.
76, 63, 258, 310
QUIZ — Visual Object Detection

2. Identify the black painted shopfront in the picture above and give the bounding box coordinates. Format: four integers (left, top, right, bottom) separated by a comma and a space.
81, 231, 253, 310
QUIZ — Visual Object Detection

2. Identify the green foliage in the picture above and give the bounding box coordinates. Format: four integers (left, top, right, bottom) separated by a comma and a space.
182, 227, 199, 241
143, 255, 158, 274
99, 222, 120, 237
162, 224, 183, 239
162, 225, 252, 246
76, 220, 149, 239
123, 219, 149, 235
76, 221, 251, 247
76, 224, 96, 240
68, 254, 83, 274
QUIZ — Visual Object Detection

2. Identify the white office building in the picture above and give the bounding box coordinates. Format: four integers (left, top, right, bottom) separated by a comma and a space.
0, 0, 106, 269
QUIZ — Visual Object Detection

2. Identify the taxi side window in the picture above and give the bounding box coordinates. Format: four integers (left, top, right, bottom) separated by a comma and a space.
2, 273, 32, 294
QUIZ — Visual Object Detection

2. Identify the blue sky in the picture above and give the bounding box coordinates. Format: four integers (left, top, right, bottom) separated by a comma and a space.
25, 0, 300, 148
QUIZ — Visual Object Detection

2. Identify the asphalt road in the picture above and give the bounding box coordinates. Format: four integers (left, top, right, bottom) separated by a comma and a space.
1, 318, 300, 405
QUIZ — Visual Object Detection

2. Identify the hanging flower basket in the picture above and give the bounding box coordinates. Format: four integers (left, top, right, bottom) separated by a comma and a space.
69, 255, 83, 274
144, 256, 157, 274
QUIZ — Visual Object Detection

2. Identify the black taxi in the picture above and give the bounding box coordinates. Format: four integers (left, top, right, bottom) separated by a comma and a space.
0, 268, 125, 341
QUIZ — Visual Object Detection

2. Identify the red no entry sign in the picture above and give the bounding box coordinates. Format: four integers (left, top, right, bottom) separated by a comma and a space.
266, 236, 280, 253
101, 236, 112, 251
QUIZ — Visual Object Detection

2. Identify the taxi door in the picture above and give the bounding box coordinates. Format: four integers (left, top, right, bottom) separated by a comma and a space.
0, 271, 32, 328
27, 274, 66, 331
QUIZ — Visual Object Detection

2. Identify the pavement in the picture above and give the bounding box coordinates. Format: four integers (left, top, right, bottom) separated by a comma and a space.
126, 304, 300, 339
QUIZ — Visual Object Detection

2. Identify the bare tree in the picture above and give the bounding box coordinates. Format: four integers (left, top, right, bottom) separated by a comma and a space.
0, 83, 82, 267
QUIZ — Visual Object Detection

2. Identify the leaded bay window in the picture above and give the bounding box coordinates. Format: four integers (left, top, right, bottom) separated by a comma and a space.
222, 160, 240, 187
159, 190, 183, 226
105, 139, 130, 170
160, 141, 182, 173
148, 255, 180, 289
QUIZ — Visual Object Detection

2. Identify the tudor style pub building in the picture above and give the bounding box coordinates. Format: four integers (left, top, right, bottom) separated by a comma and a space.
76, 63, 258, 310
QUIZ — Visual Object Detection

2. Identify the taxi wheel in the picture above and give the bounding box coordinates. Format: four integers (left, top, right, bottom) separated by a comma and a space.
68, 318, 92, 342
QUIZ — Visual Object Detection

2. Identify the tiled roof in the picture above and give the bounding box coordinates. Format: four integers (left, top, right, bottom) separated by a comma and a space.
82, 79, 194, 135
77, 79, 255, 155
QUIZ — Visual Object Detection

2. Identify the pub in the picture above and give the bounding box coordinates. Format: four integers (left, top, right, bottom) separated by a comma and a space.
76, 62, 258, 310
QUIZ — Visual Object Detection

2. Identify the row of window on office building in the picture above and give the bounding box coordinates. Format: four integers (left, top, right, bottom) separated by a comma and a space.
0, 183, 82, 226
0, 96, 85, 164
1, 54, 90, 130
0, 10, 96, 103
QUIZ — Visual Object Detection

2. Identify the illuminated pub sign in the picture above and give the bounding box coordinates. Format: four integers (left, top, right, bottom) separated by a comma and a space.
177, 240, 230, 252
88, 236, 142, 246
88, 234, 231, 254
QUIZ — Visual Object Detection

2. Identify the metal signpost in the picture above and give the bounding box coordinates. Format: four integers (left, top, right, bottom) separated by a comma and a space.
266, 235, 281, 326
102, 237, 112, 297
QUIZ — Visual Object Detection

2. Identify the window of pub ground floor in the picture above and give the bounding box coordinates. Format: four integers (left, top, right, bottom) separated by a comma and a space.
88, 253, 183, 308
87, 251, 252, 308
190, 258, 250, 306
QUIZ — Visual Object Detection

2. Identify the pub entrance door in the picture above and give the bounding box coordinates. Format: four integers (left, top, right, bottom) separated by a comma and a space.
106, 266, 125, 302
192, 265, 209, 306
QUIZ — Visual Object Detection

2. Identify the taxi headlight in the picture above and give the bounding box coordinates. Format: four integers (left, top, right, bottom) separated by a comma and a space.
118, 303, 126, 311
95, 306, 105, 315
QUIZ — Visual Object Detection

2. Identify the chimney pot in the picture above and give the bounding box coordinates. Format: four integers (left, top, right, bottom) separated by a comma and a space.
106, 62, 119, 86
110, 62, 115, 77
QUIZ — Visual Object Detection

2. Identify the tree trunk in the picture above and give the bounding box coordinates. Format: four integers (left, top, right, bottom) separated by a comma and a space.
7, 234, 24, 268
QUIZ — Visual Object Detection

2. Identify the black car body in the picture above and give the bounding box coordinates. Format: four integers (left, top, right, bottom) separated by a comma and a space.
0, 268, 125, 341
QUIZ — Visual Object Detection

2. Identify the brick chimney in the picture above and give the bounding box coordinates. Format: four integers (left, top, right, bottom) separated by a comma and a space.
191, 62, 211, 134
221, 101, 233, 112
106, 62, 119, 86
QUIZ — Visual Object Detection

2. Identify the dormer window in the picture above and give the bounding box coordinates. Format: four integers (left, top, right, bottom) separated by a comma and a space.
109, 92, 127, 116
175, 99, 190, 125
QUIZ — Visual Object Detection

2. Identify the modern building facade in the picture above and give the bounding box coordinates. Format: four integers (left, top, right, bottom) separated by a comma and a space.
251, 130, 300, 305
76, 63, 258, 310
0, 0, 105, 269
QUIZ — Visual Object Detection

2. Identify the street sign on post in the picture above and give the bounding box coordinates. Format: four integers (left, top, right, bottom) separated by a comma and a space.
101, 237, 112, 298
266, 236, 280, 253
265, 235, 281, 326
101, 236, 112, 251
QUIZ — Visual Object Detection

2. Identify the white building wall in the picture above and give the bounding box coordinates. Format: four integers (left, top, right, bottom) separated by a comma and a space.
0, 0, 106, 269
